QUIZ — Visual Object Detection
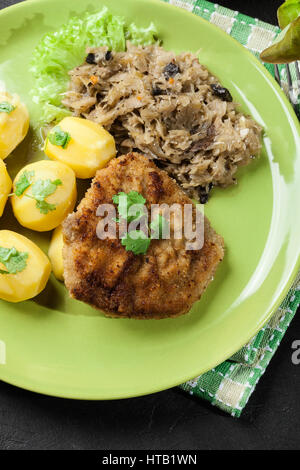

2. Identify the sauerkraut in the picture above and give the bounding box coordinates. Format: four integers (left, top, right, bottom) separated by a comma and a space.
63, 43, 262, 202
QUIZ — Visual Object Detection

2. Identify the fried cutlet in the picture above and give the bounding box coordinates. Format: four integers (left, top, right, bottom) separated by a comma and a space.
62, 153, 224, 319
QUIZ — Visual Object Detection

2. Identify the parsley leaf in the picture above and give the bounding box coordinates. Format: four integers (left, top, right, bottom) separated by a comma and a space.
35, 200, 57, 214
0, 102, 16, 114
112, 191, 156, 255
31, 178, 62, 201
121, 230, 151, 255
30, 178, 62, 214
150, 214, 169, 239
112, 191, 146, 222
48, 126, 71, 149
14, 170, 35, 196
0, 247, 28, 275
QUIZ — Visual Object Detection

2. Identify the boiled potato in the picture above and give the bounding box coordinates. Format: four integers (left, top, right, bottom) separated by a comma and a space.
0, 91, 29, 160
48, 225, 64, 281
44, 116, 116, 178
0, 159, 12, 217
0, 230, 51, 302
11, 160, 77, 231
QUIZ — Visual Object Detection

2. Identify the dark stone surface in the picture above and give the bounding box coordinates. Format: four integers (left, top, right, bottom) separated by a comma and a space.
220, 0, 282, 25
0, 0, 299, 450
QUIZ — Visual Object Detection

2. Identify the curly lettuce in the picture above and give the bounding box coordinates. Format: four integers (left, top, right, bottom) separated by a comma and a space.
30, 7, 157, 125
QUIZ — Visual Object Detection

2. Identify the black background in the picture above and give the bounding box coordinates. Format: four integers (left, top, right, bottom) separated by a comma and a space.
0, 0, 299, 451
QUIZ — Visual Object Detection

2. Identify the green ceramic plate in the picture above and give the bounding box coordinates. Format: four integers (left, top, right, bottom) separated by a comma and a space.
0, 0, 299, 399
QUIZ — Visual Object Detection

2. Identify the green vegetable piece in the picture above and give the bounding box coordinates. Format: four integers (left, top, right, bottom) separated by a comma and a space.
278, 0, 300, 30
112, 191, 146, 222
121, 230, 151, 255
35, 200, 57, 214
48, 126, 71, 149
260, 16, 300, 63
29, 178, 62, 214
0, 247, 28, 275
31, 178, 62, 201
150, 214, 169, 239
15, 170, 35, 196
0, 102, 16, 114
35, 104, 72, 129
126, 22, 158, 46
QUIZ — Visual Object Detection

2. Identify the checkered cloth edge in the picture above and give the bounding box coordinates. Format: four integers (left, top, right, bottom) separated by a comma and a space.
161, 0, 300, 417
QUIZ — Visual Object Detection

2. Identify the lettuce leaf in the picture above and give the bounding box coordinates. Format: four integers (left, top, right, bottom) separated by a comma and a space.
126, 23, 158, 46
30, 7, 157, 125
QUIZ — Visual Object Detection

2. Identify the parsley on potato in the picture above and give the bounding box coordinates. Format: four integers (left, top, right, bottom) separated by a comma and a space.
11, 160, 77, 231
0, 230, 51, 302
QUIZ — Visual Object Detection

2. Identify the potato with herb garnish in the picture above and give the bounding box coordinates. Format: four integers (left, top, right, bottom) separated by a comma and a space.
0, 92, 29, 160
0, 159, 12, 217
44, 117, 116, 178
11, 160, 77, 232
48, 225, 64, 281
0, 230, 51, 302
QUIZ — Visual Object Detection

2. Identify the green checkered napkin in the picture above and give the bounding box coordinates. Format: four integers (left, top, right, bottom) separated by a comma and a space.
161, 0, 300, 417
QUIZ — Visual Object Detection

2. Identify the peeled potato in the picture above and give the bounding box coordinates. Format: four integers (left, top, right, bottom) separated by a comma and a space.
48, 225, 64, 281
0, 159, 12, 217
44, 116, 116, 178
0, 91, 29, 160
0, 230, 51, 302
11, 160, 77, 232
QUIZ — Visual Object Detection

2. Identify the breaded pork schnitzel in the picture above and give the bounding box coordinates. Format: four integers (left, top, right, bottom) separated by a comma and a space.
62, 153, 224, 319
